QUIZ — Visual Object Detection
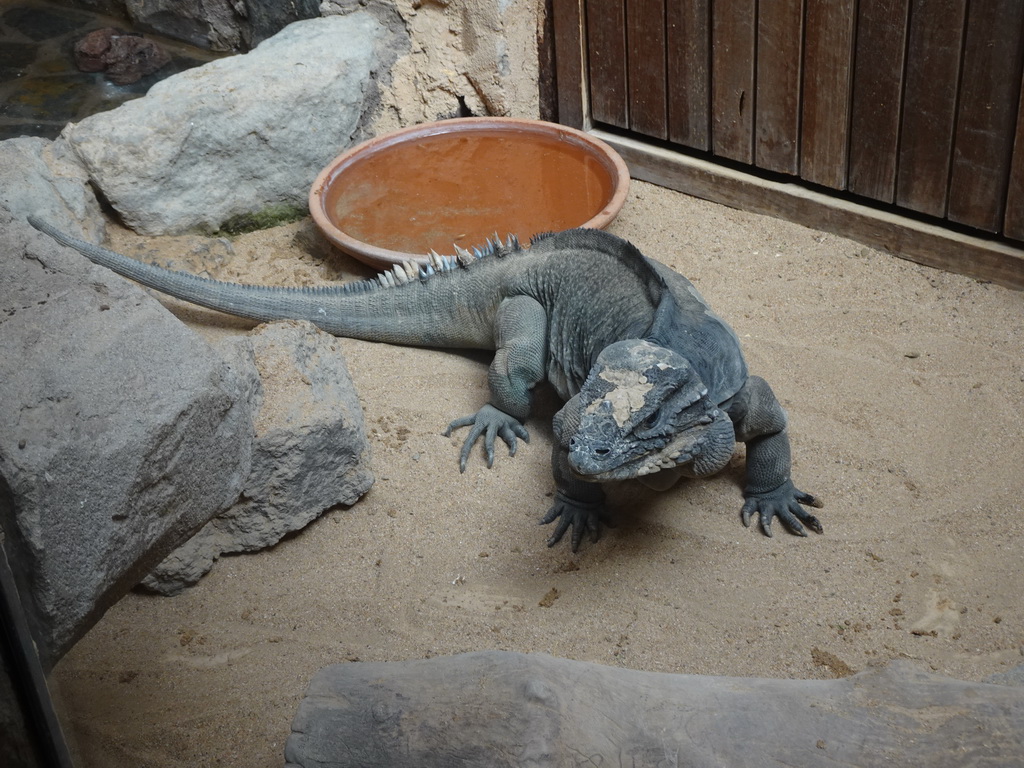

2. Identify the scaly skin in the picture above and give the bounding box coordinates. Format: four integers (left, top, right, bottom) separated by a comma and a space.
28, 218, 822, 549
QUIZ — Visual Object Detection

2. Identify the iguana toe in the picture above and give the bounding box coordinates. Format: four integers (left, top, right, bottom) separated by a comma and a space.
741, 481, 823, 537
444, 404, 529, 472
541, 492, 612, 551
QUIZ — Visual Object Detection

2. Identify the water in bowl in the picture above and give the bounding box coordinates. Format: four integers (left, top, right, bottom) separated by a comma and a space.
323, 128, 615, 255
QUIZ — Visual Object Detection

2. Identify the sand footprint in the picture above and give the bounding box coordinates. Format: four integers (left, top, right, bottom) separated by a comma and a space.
909, 590, 959, 637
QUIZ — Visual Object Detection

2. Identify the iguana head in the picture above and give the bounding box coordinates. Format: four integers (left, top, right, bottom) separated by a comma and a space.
567, 340, 736, 482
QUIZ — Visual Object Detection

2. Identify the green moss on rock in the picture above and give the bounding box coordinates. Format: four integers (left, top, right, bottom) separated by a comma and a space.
217, 204, 307, 235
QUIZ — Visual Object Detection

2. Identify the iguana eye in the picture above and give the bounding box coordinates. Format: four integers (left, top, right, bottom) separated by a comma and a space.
639, 409, 661, 431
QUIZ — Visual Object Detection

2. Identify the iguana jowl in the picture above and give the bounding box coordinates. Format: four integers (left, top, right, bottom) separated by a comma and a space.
28, 218, 822, 550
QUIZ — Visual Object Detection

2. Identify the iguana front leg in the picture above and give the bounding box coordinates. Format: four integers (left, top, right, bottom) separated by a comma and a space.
541, 393, 614, 551
726, 376, 823, 537
444, 295, 547, 470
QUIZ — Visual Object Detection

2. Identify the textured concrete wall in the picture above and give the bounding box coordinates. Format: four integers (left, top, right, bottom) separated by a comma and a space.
322, 0, 544, 126
64, 0, 545, 123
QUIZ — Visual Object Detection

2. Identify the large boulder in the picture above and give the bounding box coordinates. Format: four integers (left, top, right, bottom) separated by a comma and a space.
0, 213, 257, 666
141, 320, 373, 595
285, 652, 1024, 768
62, 13, 390, 236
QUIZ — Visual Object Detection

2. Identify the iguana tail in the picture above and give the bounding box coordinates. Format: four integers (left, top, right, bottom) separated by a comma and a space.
27, 216, 510, 349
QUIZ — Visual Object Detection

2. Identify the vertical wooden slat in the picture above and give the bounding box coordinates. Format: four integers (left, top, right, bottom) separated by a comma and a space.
667, 0, 710, 150
711, 0, 756, 163
552, 0, 586, 128
755, 0, 804, 174
895, 0, 966, 218
947, 0, 1024, 233
1003, 76, 1024, 241
800, 0, 856, 190
847, 0, 910, 203
586, 0, 629, 129
627, 0, 668, 139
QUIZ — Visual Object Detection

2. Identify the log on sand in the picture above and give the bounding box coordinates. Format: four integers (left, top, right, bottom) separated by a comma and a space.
285, 650, 1023, 767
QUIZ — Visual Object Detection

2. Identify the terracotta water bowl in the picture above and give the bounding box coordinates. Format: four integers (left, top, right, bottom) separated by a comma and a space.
309, 117, 630, 269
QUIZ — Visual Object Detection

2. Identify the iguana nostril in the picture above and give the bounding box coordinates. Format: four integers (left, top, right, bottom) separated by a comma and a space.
595, 446, 610, 456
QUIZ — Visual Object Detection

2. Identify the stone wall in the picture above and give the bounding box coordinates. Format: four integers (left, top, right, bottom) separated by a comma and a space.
322, 0, 545, 128
64, 0, 321, 51
63, 0, 545, 125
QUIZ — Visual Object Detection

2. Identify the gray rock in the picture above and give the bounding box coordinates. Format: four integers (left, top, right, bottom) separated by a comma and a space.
140, 320, 373, 595
73, 0, 322, 52
0, 137, 106, 242
63, 14, 387, 236
0, 213, 255, 666
988, 663, 1024, 687
286, 651, 1024, 768
241, 0, 324, 49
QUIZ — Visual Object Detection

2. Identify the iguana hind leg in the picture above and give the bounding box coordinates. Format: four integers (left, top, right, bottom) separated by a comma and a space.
726, 376, 823, 536
444, 296, 547, 471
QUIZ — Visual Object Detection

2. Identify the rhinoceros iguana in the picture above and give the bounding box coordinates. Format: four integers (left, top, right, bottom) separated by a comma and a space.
28, 218, 822, 550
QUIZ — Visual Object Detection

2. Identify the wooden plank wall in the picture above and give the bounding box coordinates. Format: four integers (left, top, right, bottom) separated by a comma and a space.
577, 0, 1024, 243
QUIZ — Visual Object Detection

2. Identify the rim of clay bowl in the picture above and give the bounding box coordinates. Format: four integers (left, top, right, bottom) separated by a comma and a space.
308, 117, 630, 270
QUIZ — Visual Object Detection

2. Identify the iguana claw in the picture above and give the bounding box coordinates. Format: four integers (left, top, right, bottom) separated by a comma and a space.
444, 404, 529, 472
741, 480, 823, 537
540, 492, 613, 552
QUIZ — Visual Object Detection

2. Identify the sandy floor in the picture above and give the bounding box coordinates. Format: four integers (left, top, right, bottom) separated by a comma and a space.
50, 181, 1023, 767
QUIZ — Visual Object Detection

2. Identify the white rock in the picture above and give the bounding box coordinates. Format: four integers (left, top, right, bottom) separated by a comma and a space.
64, 14, 385, 235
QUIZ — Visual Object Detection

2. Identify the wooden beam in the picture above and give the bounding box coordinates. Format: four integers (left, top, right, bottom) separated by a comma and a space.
895, 0, 966, 218
710, 0, 756, 163
666, 0, 710, 150
847, 0, 910, 203
626, 0, 668, 139
551, 0, 587, 129
1004, 70, 1024, 240
586, 0, 629, 129
755, 0, 804, 175
947, 0, 1024, 232
800, 0, 856, 190
594, 130, 1024, 289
